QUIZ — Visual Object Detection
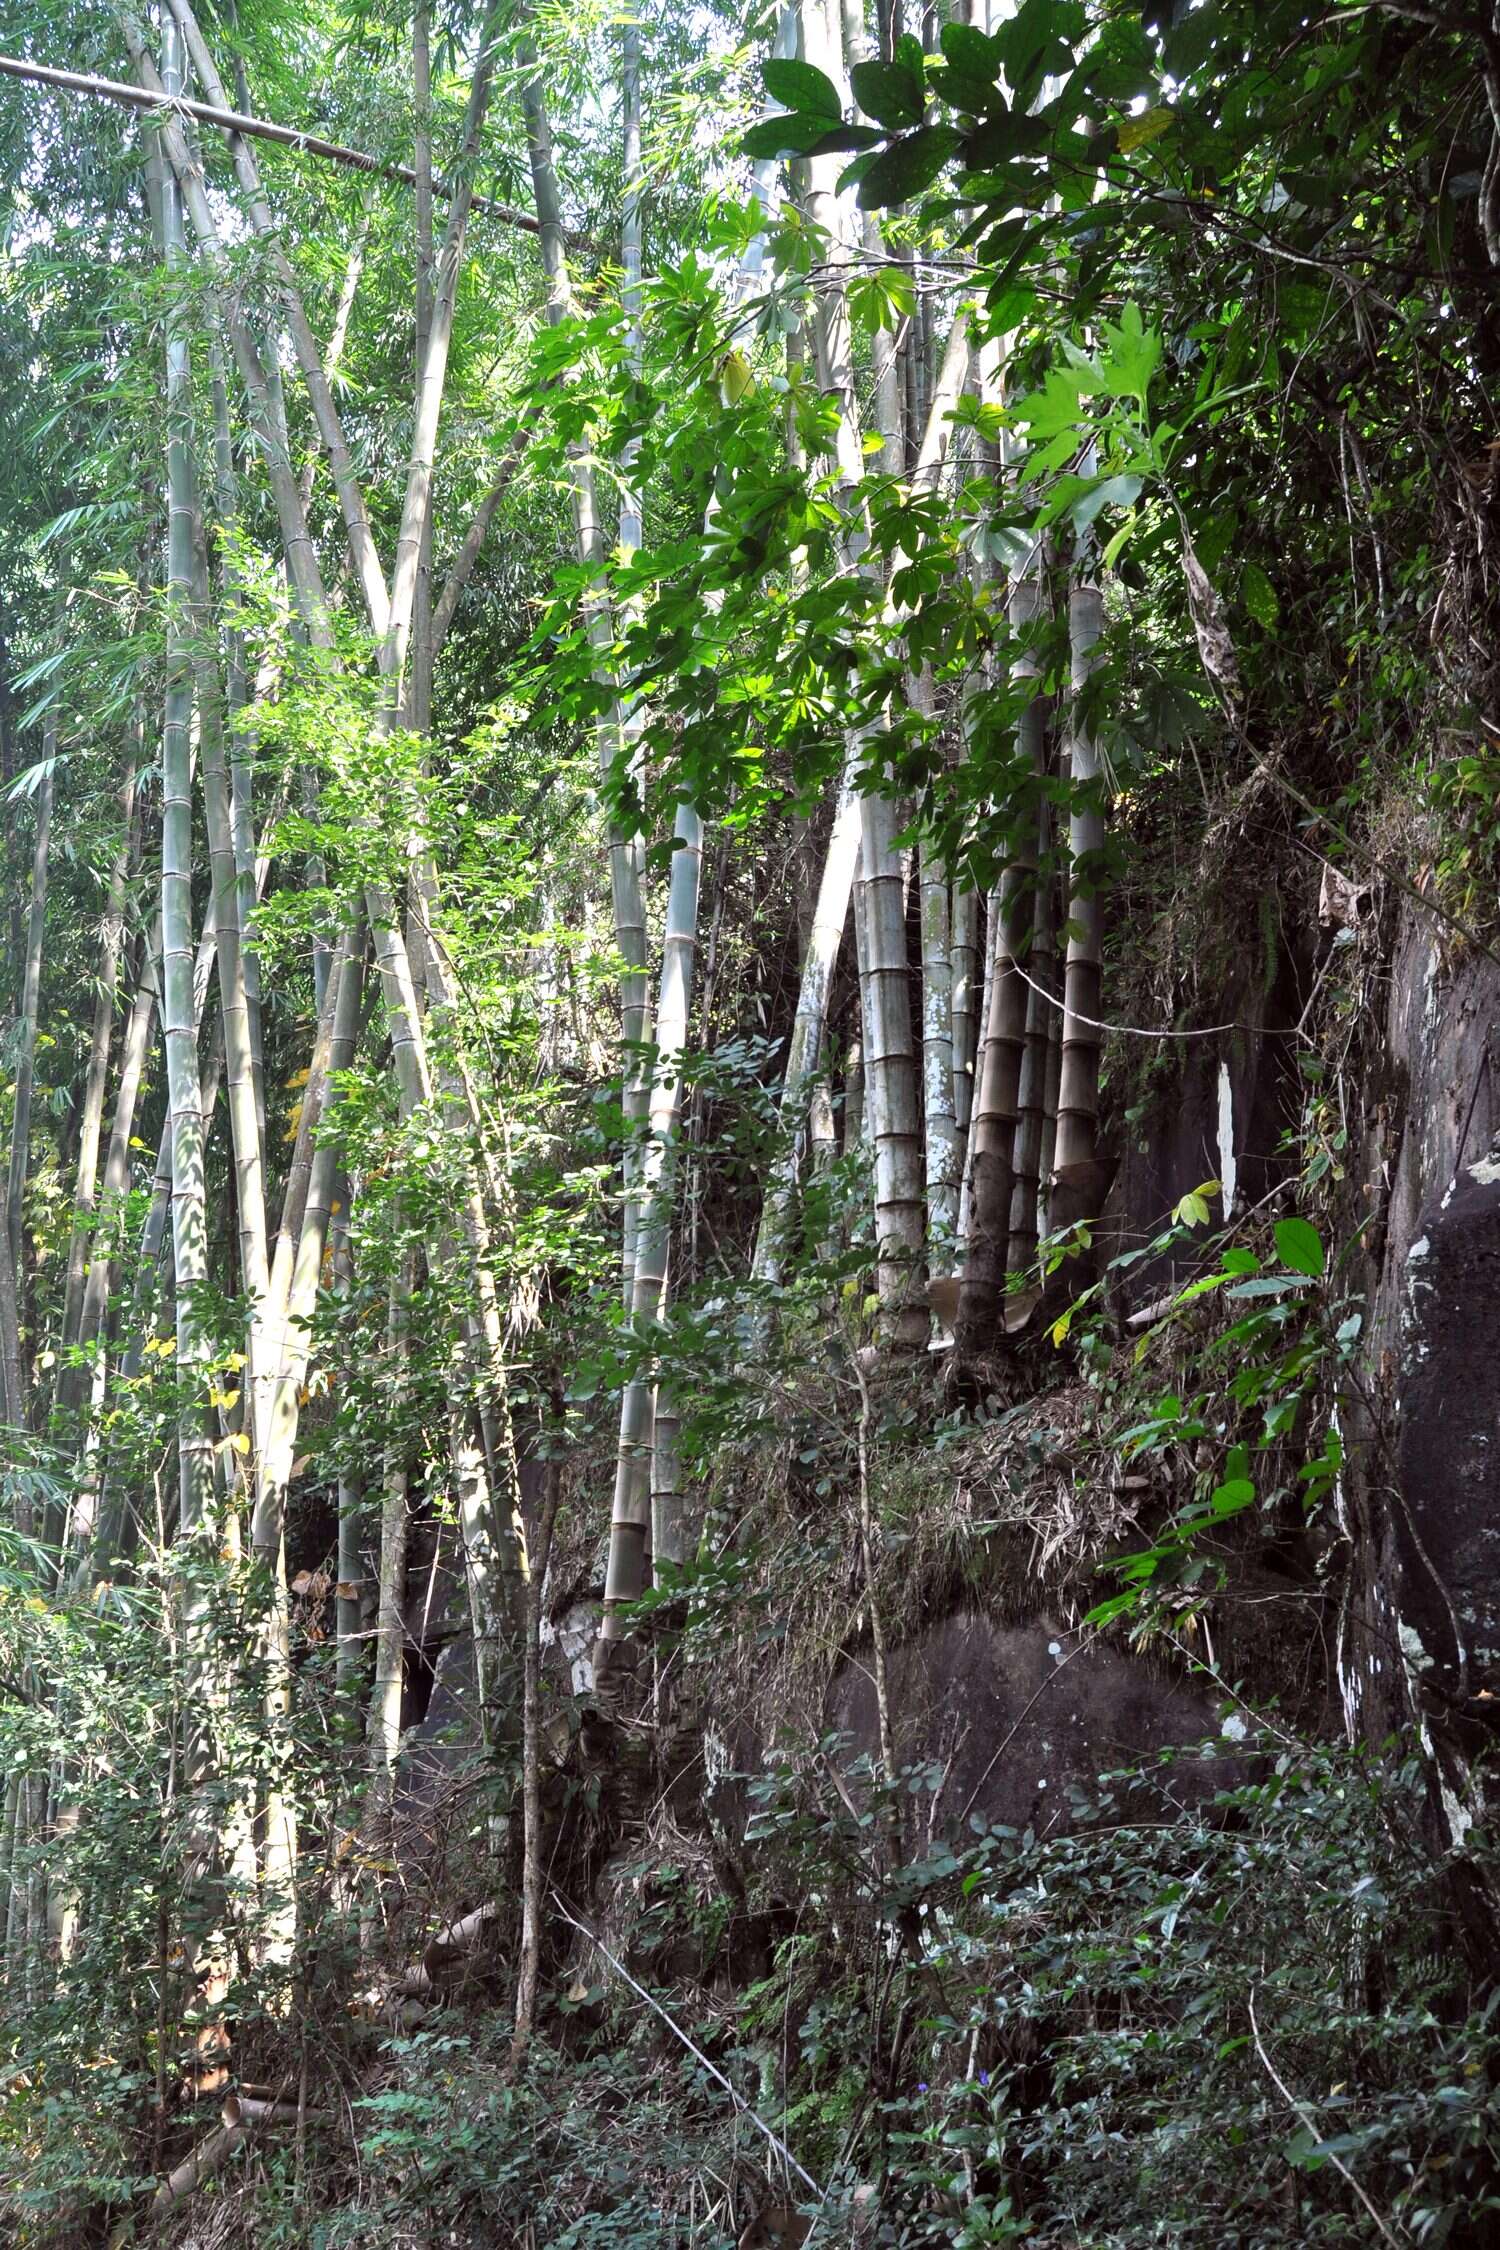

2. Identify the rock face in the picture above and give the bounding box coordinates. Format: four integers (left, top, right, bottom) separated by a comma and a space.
1398, 1155, 1500, 1695
826, 1613, 1244, 1838
1341, 916, 1500, 1817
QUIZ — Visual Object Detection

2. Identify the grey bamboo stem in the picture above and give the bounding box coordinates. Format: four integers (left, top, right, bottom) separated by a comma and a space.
5, 722, 52, 1275
167, 0, 391, 638
1053, 576, 1105, 1193
159, 6, 213, 1541
59, 763, 136, 1363
598, 803, 704, 1661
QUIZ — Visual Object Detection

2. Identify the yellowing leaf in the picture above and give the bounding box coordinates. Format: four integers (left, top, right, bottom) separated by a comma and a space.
208, 1388, 240, 1410
231, 1431, 251, 1456
284, 1067, 311, 1089
717, 347, 755, 406
1118, 106, 1173, 152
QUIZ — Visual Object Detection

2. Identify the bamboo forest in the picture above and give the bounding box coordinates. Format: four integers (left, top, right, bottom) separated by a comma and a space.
1, 0, 1499, 2240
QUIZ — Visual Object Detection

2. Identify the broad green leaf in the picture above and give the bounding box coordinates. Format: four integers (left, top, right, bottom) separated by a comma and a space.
857, 126, 963, 209
961, 107, 1050, 168
1242, 559, 1280, 628
1274, 1216, 1325, 1277
1073, 472, 1143, 529
940, 20, 1002, 76
1211, 1478, 1255, 1515
1101, 514, 1138, 569
804, 122, 884, 155
850, 57, 926, 129
763, 58, 842, 119
742, 114, 836, 159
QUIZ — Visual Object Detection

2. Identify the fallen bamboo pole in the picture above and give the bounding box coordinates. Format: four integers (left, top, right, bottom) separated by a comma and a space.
0, 50, 544, 233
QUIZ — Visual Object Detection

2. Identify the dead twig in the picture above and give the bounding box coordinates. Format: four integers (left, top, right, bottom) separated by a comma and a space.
1248, 1987, 1408, 2248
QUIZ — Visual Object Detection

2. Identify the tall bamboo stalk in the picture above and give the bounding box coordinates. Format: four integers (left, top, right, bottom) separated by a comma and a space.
363, 1266, 411, 1897
750, 767, 863, 1292
916, 671, 959, 1288
955, 645, 1042, 1355
1053, 570, 1106, 1198
5, 717, 53, 1278
58, 763, 136, 1364
166, 0, 391, 639
520, 45, 651, 1306
191, 499, 270, 1448
208, 333, 266, 1153
158, 8, 213, 1544
598, 803, 704, 1672
1007, 813, 1057, 1271
950, 880, 981, 1144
